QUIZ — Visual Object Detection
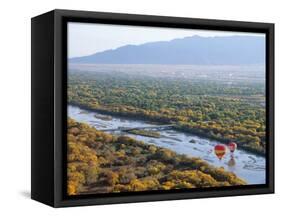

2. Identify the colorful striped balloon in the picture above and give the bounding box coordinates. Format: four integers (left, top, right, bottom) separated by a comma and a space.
214, 144, 226, 160
228, 142, 237, 153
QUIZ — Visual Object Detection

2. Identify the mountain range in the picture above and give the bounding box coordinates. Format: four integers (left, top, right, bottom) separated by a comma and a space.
69, 35, 265, 65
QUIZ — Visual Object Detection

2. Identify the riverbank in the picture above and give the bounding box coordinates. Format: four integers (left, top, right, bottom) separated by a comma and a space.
67, 118, 246, 195
68, 102, 265, 156
68, 105, 266, 184
126, 129, 161, 138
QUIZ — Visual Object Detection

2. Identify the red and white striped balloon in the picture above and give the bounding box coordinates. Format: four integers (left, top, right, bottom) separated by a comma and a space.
228, 142, 237, 153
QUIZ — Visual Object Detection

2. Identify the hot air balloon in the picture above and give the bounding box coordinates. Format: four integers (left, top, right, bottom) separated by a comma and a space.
214, 144, 226, 160
228, 142, 237, 153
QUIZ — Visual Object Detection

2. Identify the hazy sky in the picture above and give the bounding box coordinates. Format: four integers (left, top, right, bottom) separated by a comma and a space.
68, 22, 265, 58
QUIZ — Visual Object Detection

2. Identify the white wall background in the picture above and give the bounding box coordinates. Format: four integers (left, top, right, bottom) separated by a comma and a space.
0, 0, 279, 216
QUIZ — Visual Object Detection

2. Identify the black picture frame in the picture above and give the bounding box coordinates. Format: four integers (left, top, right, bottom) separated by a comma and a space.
31, 9, 274, 207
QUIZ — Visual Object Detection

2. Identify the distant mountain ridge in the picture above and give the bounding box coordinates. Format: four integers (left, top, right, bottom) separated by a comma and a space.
69, 35, 265, 65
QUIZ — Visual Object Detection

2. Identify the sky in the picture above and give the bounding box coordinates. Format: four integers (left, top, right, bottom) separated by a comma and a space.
68, 22, 265, 58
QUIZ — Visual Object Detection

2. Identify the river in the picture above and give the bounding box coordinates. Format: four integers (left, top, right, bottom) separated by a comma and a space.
68, 105, 266, 185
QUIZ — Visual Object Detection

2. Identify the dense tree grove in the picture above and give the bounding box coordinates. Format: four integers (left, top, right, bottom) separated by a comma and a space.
68, 71, 266, 155
67, 118, 246, 195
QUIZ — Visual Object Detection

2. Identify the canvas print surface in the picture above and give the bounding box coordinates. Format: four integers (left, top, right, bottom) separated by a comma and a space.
67, 22, 266, 196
